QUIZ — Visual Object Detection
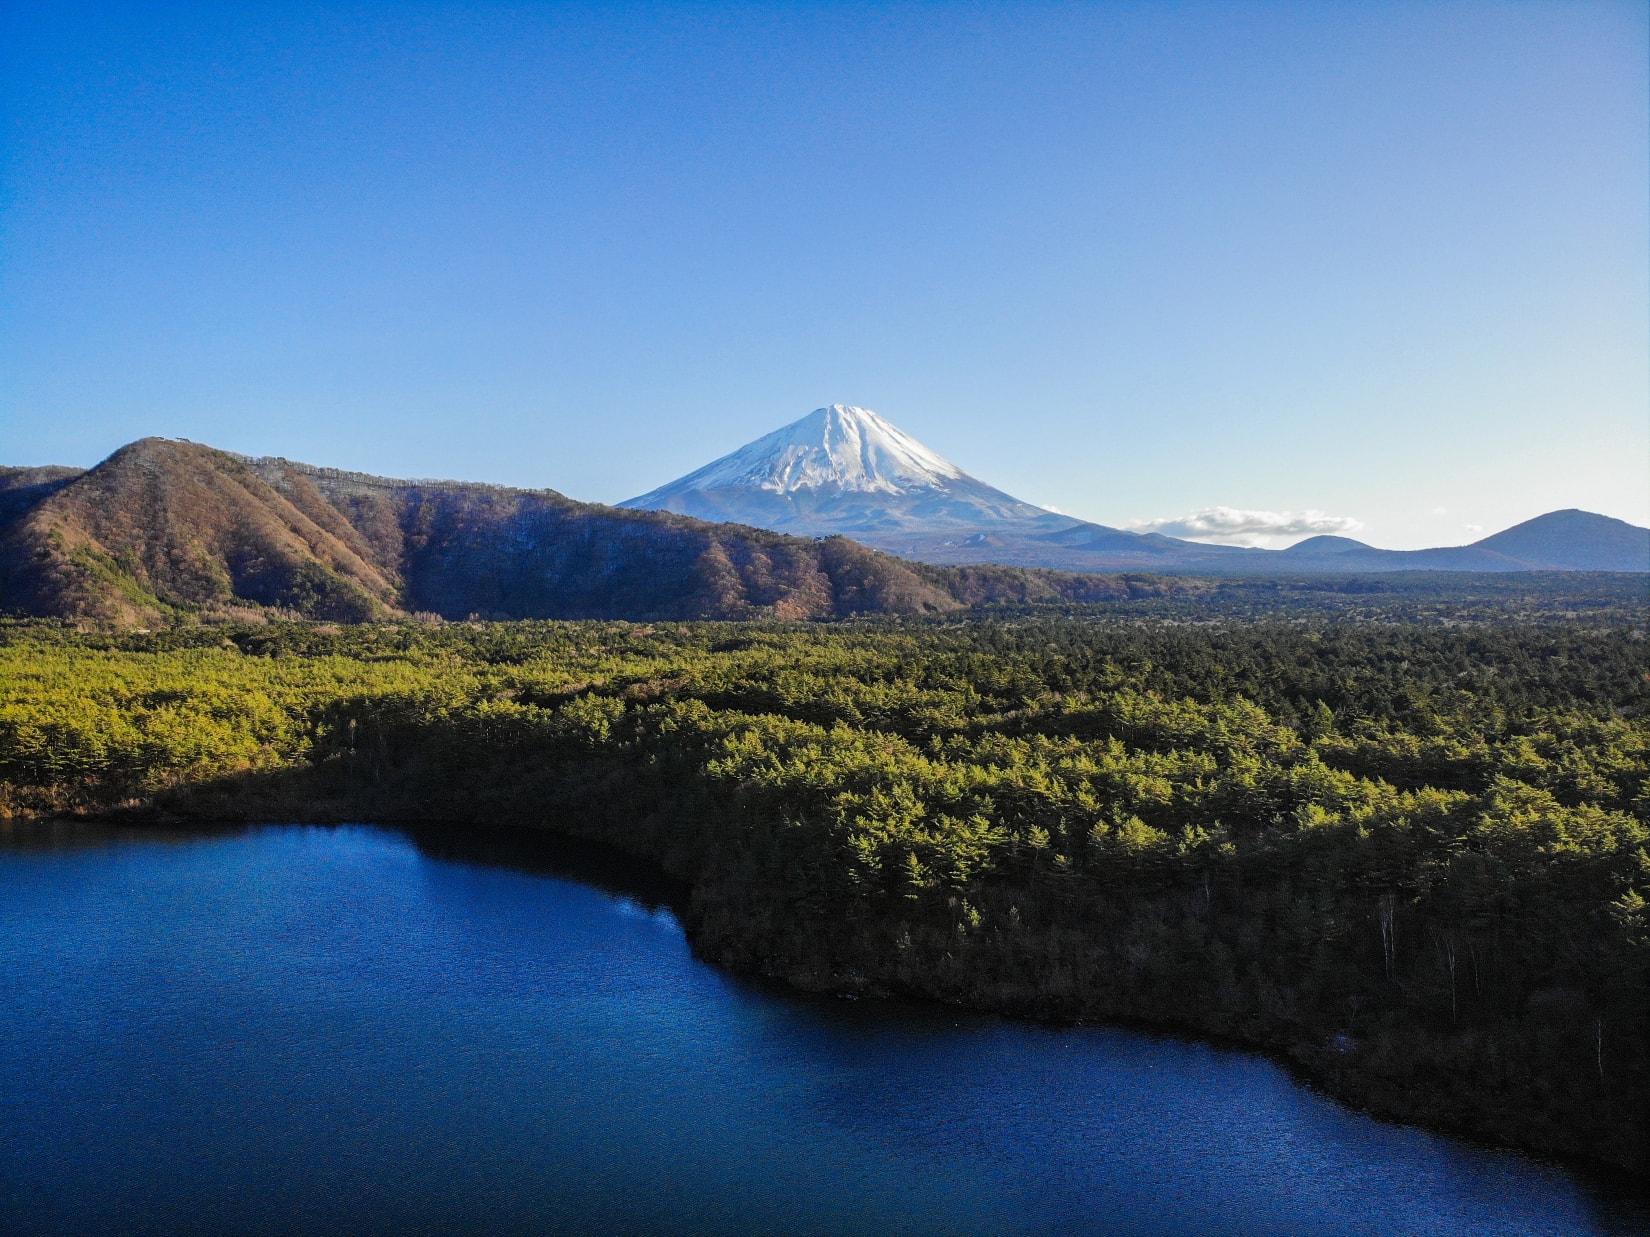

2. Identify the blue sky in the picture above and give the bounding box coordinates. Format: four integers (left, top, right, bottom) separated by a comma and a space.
2, 1, 1645, 549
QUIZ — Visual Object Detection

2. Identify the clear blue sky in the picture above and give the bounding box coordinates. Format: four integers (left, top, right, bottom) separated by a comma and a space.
2, 1, 1645, 548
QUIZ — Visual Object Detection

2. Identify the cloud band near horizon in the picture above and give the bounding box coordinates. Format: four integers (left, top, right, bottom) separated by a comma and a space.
1128, 507, 1363, 549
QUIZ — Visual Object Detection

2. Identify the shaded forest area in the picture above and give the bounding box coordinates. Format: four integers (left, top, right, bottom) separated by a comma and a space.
2, 605, 1646, 1175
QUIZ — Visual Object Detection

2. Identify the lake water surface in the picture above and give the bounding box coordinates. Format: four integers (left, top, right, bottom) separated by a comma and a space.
1, 821, 1645, 1236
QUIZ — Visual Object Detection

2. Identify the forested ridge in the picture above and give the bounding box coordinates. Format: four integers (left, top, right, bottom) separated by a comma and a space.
2, 610, 1646, 1174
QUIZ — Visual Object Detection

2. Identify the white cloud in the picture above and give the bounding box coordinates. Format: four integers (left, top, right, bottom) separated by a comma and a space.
1127, 506, 1363, 549
1463, 523, 1483, 534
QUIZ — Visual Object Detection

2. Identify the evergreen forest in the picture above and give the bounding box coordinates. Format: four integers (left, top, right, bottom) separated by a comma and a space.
2, 594, 1646, 1174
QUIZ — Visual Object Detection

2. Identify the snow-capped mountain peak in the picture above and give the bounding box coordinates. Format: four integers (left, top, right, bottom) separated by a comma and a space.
653, 405, 963, 497
619, 405, 1060, 535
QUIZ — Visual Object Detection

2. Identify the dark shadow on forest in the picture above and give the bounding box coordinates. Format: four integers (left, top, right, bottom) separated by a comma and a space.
396, 817, 689, 915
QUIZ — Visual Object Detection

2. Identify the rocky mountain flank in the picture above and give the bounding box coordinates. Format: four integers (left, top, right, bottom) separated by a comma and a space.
0, 439, 1156, 626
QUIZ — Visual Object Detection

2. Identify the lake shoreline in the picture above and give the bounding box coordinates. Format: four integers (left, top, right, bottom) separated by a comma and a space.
25, 800, 1650, 1192
685, 870, 1649, 1188
12, 814, 1647, 1236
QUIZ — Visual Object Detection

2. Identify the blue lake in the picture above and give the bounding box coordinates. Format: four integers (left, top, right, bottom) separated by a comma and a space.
1, 821, 1645, 1236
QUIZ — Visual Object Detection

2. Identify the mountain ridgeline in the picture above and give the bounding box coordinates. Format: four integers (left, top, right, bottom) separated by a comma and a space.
0, 438, 1156, 626
2, 426, 1645, 628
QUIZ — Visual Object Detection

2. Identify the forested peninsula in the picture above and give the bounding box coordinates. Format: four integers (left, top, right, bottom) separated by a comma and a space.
3, 596, 1646, 1176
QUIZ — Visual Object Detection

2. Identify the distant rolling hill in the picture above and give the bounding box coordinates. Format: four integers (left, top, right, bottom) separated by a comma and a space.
623, 405, 1649, 574
0, 438, 1161, 626
1468, 510, 1650, 571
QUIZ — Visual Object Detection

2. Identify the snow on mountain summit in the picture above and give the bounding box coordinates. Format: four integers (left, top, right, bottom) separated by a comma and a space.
641, 405, 964, 498
619, 405, 1060, 535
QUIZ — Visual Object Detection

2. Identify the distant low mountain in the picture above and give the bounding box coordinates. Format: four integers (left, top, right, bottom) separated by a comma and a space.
624, 406, 1649, 574
0, 439, 1158, 626
1283, 535, 1373, 555
1471, 510, 1650, 571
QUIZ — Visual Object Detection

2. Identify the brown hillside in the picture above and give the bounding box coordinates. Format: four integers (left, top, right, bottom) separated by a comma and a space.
0, 441, 400, 624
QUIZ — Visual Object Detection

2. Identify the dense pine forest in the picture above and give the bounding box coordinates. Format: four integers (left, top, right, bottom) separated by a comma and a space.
2, 590, 1646, 1174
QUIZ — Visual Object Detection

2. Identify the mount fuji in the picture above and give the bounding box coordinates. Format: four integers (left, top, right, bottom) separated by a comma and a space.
618, 405, 1065, 535
620, 406, 1649, 574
